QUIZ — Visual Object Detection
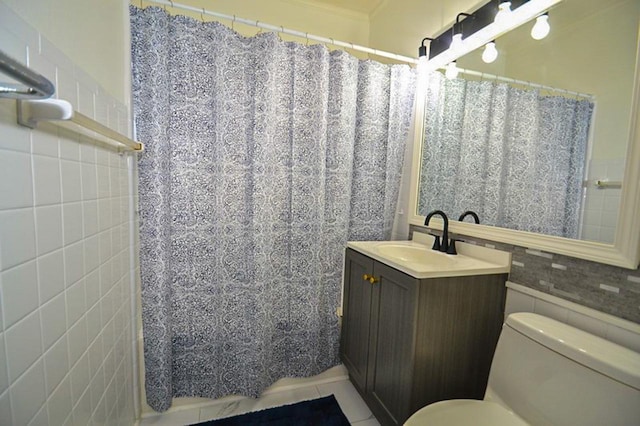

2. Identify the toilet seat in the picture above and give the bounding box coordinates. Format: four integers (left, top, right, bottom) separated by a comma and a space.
404, 400, 529, 426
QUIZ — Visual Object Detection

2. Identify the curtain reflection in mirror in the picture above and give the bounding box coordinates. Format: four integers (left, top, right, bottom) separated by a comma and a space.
418, 72, 593, 238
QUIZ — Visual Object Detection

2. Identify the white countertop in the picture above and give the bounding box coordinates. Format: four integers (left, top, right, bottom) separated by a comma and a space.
347, 232, 511, 279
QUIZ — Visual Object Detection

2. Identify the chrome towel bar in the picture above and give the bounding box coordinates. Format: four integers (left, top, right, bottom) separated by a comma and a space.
1, 48, 143, 152
0, 50, 55, 99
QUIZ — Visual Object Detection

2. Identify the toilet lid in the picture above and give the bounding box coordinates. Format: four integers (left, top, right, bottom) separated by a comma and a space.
404, 400, 529, 426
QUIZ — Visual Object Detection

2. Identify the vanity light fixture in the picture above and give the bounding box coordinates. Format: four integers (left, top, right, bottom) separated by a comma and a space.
418, 0, 562, 73
445, 61, 460, 79
494, 2, 513, 25
531, 13, 550, 39
482, 41, 499, 63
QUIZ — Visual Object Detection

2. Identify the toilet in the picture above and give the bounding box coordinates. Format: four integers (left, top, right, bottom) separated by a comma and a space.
405, 312, 640, 425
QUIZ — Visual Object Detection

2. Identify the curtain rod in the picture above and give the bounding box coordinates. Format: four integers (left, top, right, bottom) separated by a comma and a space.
137, 1, 592, 100
454, 66, 595, 100
138, 0, 419, 64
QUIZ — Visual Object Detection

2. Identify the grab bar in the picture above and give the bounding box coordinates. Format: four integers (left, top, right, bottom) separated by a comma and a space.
0, 50, 55, 99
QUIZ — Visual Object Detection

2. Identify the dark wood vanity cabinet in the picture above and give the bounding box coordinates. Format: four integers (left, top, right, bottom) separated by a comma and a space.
340, 248, 507, 426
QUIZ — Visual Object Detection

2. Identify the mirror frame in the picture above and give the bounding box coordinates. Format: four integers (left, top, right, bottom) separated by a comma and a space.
408, 27, 640, 269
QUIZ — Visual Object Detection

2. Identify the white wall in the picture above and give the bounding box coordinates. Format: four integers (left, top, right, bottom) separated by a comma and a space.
0, 1, 138, 424
369, 0, 484, 60
1, 0, 131, 104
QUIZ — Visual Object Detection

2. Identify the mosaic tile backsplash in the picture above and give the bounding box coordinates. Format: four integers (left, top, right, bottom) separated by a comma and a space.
411, 225, 640, 324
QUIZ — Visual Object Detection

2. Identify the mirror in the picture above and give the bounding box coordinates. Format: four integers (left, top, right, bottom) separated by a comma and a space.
409, 0, 640, 268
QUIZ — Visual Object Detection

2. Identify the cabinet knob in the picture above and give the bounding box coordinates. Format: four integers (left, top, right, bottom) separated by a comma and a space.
363, 274, 378, 284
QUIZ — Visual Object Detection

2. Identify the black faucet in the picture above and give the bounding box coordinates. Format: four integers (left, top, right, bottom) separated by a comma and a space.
458, 211, 480, 224
424, 210, 456, 255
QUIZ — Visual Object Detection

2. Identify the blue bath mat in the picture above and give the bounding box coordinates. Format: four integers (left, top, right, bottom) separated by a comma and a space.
191, 395, 350, 425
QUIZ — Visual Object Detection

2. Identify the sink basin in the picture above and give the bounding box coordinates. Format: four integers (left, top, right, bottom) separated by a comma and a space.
347, 237, 511, 279
374, 244, 456, 266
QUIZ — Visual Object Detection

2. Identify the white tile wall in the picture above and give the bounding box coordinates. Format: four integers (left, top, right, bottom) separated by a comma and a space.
0, 2, 138, 425
505, 281, 640, 353
581, 158, 625, 243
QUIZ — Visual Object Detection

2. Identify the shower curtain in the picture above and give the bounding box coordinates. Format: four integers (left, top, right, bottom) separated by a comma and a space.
130, 6, 415, 411
418, 72, 593, 238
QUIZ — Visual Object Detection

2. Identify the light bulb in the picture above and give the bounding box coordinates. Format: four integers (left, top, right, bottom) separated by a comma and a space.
417, 56, 430, 85
445, 62, 459, 80
482, 41, 498, 63
417, 55, 428, 73
449, 33, 464, 54
494, 2, 512, 25
531, 14, 550, 40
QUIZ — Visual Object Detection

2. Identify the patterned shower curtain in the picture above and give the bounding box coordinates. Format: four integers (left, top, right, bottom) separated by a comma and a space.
418, 72, 593, 238
130, 6, 415, 411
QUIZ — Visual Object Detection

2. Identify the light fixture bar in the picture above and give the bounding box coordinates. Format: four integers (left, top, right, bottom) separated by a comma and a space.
422, 0, 562, 72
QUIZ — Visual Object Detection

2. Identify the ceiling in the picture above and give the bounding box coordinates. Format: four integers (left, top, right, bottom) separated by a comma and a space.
302, 0, 385, 15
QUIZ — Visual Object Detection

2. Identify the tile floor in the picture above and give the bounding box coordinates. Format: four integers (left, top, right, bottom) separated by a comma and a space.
139, 365, 380, 425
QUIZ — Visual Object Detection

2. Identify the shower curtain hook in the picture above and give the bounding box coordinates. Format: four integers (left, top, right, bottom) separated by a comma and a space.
201, 7, 205, 22
256, 21, 262, 34
232, 15, 236, 31
139, 0, 143, 8
306, 32, 309, 46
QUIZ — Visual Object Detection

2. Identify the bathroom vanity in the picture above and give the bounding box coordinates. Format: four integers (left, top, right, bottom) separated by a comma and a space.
340, 236, 510, 426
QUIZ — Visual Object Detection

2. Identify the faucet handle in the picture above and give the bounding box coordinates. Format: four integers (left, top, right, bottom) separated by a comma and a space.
430, 234, 441, 251
446, 239, 458, 255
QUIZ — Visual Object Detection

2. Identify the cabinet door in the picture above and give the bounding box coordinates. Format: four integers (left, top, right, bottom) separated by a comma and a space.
411, 274, 507, 410
340, 249, 374, 392
367, 261, 418, 426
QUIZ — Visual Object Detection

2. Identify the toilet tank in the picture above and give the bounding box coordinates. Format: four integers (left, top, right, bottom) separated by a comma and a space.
484, 312, 640, 426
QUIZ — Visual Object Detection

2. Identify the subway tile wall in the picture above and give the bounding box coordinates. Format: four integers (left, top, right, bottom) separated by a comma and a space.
0, 3, 138, 425
504, 282, 640, 352
580, 158, 625, 243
